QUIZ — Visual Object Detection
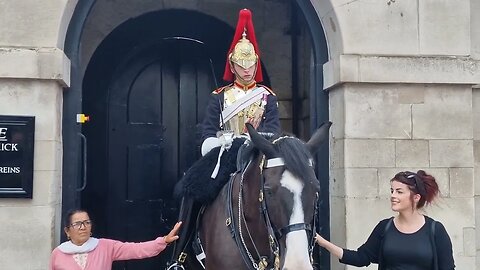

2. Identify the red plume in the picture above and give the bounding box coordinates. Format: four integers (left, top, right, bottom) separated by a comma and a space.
223, 9, 263, 82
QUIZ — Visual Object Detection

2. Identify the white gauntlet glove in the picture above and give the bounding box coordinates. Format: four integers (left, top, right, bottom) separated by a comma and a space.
201, 132, 235, 156
201, 137, 220, 156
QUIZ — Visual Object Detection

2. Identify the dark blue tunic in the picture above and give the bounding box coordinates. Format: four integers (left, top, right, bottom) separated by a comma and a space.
201, 85, 280, 141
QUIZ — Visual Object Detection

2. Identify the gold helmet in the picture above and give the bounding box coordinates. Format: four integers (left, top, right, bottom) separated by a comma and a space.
229, 30, 258, 69
223, 9, 263, 82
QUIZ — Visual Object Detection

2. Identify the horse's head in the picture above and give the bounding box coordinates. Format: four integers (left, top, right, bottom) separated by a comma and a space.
247, 121, 331, 270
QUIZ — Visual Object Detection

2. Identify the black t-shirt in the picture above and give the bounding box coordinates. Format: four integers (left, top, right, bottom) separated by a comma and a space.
383, 221, 433, 270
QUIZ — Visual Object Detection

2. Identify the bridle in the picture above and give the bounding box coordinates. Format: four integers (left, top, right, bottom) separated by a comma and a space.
259, 156, 319, 269
227, 155, 319, 270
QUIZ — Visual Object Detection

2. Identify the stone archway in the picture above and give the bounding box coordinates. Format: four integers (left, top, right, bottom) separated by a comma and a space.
63, 1, 334, 269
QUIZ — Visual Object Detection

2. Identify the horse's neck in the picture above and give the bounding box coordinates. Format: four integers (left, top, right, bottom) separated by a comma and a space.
236, 154, 263, 224
243, 154, 262, 201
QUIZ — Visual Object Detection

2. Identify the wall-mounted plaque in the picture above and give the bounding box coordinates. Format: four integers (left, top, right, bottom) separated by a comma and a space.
0, 116, 35, 198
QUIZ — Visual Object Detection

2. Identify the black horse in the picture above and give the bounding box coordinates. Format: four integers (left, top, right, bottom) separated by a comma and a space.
171, 121, 331, 270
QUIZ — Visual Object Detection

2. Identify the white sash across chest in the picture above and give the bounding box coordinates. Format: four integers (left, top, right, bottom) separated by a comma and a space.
221, 86, 268, 124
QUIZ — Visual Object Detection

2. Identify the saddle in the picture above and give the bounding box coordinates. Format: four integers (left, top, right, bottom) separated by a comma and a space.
174, 137, 251, 204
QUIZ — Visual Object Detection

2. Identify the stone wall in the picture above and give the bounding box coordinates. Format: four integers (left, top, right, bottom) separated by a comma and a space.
329, 83, 475, 269
0, 0, 71, 268
321, 0, 480, 269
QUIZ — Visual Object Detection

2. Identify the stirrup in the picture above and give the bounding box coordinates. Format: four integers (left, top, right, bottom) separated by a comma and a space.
166, 262, 185, 270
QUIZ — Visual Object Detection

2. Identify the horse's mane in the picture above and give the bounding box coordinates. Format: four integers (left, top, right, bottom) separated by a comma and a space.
272, 136, 314, 181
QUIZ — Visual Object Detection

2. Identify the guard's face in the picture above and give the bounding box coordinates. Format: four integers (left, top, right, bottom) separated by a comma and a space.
231, 62, 257, 84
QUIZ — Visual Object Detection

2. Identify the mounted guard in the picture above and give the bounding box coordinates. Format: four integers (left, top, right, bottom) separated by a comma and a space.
167, 8, 280, 270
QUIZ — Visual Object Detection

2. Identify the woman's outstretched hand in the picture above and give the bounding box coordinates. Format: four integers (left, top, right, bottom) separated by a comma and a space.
315, 233, 325, 247
315, 233, 344, 259
163, 221, 182, 244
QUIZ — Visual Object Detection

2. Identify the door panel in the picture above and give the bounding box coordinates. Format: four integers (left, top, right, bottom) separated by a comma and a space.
106, 40, 215, 270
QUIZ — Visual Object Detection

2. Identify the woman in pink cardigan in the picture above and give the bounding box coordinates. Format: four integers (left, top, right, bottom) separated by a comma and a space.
49, 209, 182, 270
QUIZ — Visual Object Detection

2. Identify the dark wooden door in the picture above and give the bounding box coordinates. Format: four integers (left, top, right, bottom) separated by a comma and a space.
107, 40, 215, 270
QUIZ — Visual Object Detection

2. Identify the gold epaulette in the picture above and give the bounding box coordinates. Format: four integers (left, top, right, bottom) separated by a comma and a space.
212, 84, 234, 94
257, 84, 276, 96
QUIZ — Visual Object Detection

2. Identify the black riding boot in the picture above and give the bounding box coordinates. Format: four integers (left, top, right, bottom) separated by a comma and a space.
166, 196, 195, 270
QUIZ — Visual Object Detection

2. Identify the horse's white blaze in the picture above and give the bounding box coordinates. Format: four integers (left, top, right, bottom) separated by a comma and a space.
280, 171, 313, 270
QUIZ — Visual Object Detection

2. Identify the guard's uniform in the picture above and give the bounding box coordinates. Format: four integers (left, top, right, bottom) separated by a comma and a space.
201, 82, 280, 141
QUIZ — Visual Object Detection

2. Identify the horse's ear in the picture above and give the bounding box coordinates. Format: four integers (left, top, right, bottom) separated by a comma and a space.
245, 123, 278, 159
306, 121, 332, 154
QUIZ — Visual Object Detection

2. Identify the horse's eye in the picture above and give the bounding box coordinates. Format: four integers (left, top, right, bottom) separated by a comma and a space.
264, 187, 273, 196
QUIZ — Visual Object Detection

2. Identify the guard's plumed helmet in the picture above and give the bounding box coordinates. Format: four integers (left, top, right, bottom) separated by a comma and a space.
223, 9, 263, 82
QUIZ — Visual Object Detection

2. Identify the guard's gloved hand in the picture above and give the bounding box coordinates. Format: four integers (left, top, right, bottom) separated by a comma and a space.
201, 132, 235, 156
201, 137, 220, 156
218, 132, 234, 150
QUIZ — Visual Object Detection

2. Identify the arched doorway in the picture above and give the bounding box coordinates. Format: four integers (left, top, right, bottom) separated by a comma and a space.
82, 11, 239, 269
64, 2, 329, 269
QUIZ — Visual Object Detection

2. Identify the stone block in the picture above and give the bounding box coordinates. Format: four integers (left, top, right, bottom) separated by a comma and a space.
330, 168, 345, 196
343, 84, 412, 139
0, 80, 62, 141
427, 197, 474, 228
34, 140, 62, 171
449, 168, 474, 198
412, 85, 472, 139
334, 0, 418, 55
454, 256, 476, 270
395, 140, 429, 167
345, 197, 391, 247
0, 170, 61, 207
427, 168, 450, 198
463, 227, 475, 257
475, 163, 480, 197
473, 89, 480, 139
0, 0, 64, 47
331, 138, 345, 169
0, 206, 56, 270
429, 140, 473, 168
329, 86, 345, 140
418, 0, 470, 55
426, 198, 473, 263
324, 55, 480, 89
474, 141, 480, 195
344, 139, 395, 168
477, 198, 480, 265
0, 48, 70, 86
329, 195, 346, 270
473, 0, 480, 60
345, 168, 378, 197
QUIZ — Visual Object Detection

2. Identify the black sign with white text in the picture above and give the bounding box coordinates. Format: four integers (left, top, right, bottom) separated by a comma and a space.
0, 116, 35, 198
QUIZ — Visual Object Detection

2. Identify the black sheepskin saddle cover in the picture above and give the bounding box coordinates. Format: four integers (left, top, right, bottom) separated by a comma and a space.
174, 138, 249, 203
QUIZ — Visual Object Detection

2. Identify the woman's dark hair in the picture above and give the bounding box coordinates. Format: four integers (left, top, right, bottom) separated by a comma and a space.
392, 170, 439, 209
64, 209, 90, 228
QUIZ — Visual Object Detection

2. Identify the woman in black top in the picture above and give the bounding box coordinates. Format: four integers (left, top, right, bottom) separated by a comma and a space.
316, 170, 455, 270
